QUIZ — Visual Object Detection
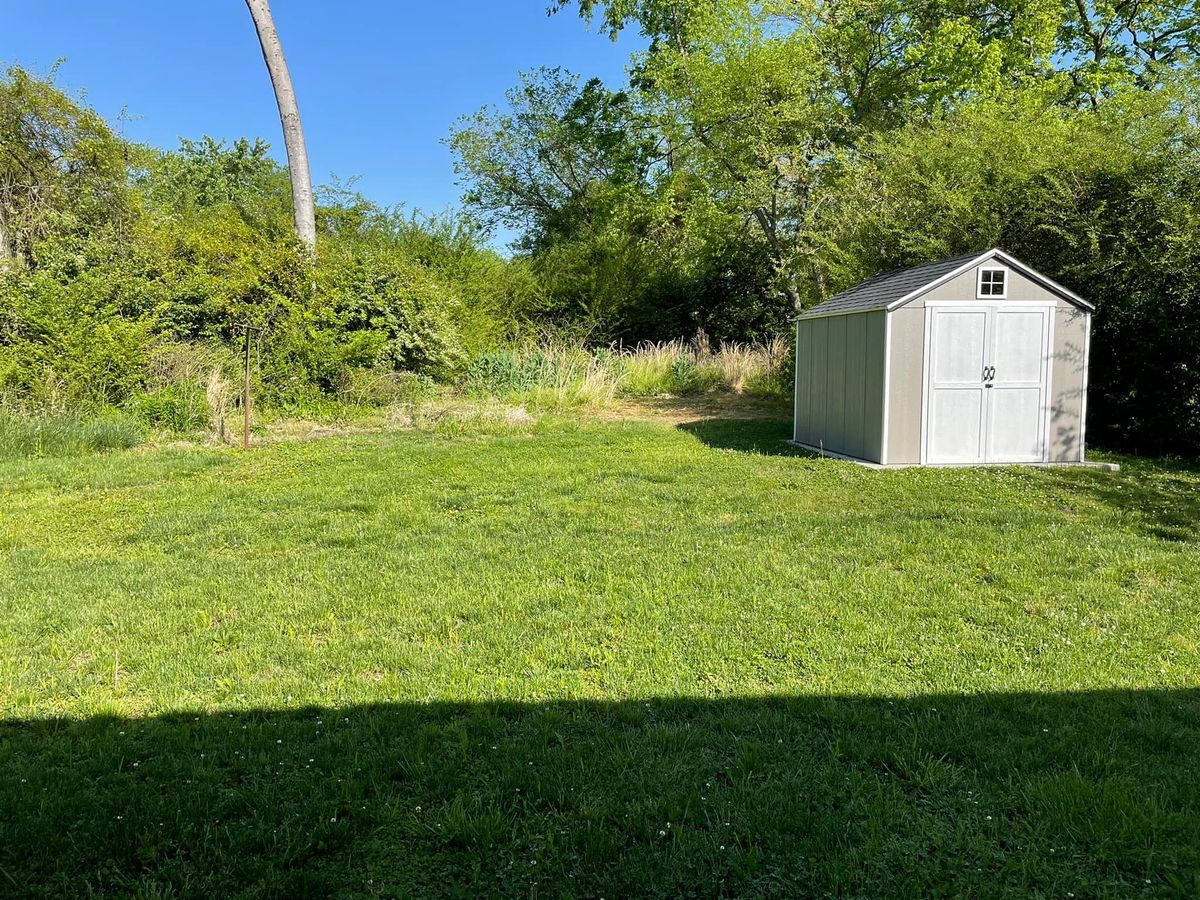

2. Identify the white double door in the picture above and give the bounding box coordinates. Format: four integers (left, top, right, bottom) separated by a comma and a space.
925, 305, 1053, 464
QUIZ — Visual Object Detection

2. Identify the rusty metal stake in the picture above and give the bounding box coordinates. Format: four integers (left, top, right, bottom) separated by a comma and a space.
237, 324, 263, 450
242, 326, 252, 450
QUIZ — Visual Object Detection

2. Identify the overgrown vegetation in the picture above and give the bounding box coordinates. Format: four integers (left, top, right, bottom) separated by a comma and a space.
452, 1, 1200, 453
3, 0, 1200, 454
0, 408, 144, 460
464, 336, 789, 407
1, 418, 1197, 895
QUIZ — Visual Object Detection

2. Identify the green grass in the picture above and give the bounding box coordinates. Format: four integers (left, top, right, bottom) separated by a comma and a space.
1, 415, 1197, 896
0, 408, 145, 461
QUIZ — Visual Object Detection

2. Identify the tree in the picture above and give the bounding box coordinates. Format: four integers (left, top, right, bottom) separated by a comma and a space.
1057, 0, 1200, 106
449, 68, 653, 249
0, 66, 129, 266
244, 0, 316, 248
139, 136, 294, 237
548, 0, 1063, 310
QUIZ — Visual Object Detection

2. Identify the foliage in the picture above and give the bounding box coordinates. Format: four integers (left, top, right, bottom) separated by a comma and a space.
337, 368, 439, 408
464, 343, 621, 407
125, 384, 210, 432
449, 68, 652, 247
461, 336, 788, 404
0, 67, 541, 421
445, 1, 1200, 452
0, 407, 144, 460
0, 64, 132, 265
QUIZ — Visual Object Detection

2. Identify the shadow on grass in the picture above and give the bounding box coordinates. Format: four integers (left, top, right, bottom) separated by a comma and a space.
3, 691, 1198, 897
1036, 457, 1200, 543
681, 419, 1200, 544
678, 417, 815, 458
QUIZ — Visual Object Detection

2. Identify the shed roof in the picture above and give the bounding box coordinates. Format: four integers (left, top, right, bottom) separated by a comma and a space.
795, 249, 1093, 320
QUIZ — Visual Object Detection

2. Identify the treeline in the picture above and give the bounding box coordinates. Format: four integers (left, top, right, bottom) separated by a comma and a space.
3, 0, 1200, 453
451, 0, 1200, 453
0, 66, 543, 419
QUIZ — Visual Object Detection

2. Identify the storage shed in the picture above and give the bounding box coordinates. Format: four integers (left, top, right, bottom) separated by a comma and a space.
793, 249, 1093, 466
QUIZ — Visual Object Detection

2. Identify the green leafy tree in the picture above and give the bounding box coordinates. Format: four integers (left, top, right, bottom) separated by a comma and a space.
0, 66, 131, 266
1057, 0, 1200, 105
449, 68, 654, 249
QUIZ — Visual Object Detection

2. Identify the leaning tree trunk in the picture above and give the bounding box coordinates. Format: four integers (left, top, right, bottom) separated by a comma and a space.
244, 0, 317, 248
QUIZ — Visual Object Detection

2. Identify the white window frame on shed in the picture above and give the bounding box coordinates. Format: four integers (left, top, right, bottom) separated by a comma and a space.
976, 266, 1009, 299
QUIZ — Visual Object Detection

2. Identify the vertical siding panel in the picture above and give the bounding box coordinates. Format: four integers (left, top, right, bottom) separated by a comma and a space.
845, 314, 866, 459
795, 322, 809, 443
827, 316, 847, 453
863, 312, 886, 462
807, 321, 818, 445
792, 322, 801, 442
812, 318, 828, 446
886, 308, 925, 465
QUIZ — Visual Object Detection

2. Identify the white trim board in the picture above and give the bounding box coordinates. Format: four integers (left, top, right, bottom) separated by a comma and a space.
1080, 312, 1092, 462
919, 305, 933, 465
880, 313, 892, 465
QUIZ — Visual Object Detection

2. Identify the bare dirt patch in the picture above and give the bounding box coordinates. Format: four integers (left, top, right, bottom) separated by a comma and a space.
598, 393, 790, 425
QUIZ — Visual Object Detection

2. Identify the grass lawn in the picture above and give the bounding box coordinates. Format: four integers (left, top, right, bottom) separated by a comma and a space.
1, 413, 1198, 897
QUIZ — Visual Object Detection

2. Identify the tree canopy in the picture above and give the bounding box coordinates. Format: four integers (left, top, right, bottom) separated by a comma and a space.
445, 0, 1200, 451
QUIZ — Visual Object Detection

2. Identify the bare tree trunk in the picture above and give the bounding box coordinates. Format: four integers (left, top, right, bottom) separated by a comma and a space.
244, 0, 317, 249
752, 207, 803, 312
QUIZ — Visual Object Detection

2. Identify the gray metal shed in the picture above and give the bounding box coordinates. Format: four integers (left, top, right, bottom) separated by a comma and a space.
793, 249, 1094, 466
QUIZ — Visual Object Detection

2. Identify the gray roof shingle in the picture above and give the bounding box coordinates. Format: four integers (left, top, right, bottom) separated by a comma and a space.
796, 252, 986, 319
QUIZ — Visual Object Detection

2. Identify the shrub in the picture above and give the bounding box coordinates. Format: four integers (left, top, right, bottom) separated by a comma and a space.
338, 369, 438, 407
465, 349, 529, 395
126, 384, 210, 432
311, 245, 469, 382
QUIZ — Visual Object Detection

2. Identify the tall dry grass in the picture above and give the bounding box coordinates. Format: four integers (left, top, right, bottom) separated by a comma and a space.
463, 334, 789, 406
614, 334, 788, 398
205, 369, 232, 443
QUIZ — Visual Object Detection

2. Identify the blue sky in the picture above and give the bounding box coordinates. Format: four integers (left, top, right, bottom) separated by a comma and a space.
2, 1, 639, 238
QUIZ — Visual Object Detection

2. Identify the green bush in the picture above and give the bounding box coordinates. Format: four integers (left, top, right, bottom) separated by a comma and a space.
465, 350, 530, 395
618, 341, 722, 397
126, 384, 210, 432
338, 369, 439, 407
667, 354, 722, 395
